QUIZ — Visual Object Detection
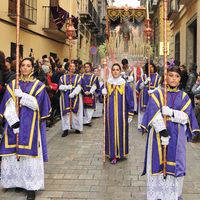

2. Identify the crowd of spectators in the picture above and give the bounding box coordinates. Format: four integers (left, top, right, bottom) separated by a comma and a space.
0, 50, 200, 141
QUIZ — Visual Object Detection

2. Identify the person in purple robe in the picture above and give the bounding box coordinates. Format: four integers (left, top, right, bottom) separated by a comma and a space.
141, 66, 200, 200
136, 61, 161, 130
102, 63, 134, 164
58, 62, 83, 137
82, 62, 99, 126
0, 58, 51, 200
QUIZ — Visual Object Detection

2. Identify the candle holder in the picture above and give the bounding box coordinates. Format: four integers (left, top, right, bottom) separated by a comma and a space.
144, 18, 153, 84
66, 16, 76, 62
144, 19, 153, 40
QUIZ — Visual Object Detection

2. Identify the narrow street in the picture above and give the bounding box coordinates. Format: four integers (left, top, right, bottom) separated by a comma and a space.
0, 116, 200, 200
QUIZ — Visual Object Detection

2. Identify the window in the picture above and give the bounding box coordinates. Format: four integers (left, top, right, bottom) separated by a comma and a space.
10, 42, 23, 59
8, 0, 37, 24
175, 32, 180, 62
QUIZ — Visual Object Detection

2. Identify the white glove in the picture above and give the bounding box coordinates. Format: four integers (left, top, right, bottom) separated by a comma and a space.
161, 136, 170, 145
144, 77, 151, 85
128, 117, 132, 123
121, 72, 125, 76
59, 84, 72, 91
148, 89, 155, 94
14, 88, 23, 97
139, 82, 145, 90
69, 92, 75, 98
66, 84, 73, 90
127, 76, 134, 83
13, 128, 19, 134
89, 85, 97, 94
102, 88, 107, 95
59, 85, 66, 91
162, 106, 173, 117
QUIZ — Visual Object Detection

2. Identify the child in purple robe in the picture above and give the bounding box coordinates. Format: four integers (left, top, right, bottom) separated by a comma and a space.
102, 63, 134, 164
0, 58, 51, 200
82, 62, 99, 126
141, 66, 200, 200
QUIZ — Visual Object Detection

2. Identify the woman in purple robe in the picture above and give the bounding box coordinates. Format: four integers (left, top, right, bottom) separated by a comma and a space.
102, 63, 134, 164
136, 61, 161, 130
0, 58, 51, 200
141, 66, 200, 200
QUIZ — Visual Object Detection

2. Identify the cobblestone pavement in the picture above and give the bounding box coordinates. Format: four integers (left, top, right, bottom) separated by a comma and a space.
0, 116, 200, 200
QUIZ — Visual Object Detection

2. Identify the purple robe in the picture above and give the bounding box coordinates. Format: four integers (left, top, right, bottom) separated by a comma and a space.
82, 73, 99, 109
105, 82, 134, 159
0, 79, 51, 161
59, 74, 82, 115
136, 73, 161, 111
141, 87, 200, 177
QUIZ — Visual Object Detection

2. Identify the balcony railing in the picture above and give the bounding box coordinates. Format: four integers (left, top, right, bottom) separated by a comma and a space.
79, 0, 100, 33
8, 0, 37, 24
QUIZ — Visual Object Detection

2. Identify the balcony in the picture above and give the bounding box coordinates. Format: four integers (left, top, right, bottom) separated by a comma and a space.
79, 0, 100, 33
168, 0, 179, 21
43, 6, 66, 42
8, 0, 37, 24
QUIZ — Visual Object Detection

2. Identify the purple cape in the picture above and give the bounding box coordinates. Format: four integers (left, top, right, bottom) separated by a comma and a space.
59, 74, 82, 115
105, 82, 134, 159
141, 88, 200, 177
136, 73, 161, 110
0, 79, 51, 161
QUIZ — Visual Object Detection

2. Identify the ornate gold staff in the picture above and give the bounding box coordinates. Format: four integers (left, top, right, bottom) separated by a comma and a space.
163, 0, 168, 179
15, 0, 20, 161
66, 15, 75, 129
102, 12, 110, 163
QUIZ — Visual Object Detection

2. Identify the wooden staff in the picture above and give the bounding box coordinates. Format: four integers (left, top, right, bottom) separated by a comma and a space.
163, 0, 168, 179
103, 58, 109, 163
69, 67, 72, 129
69, 41, 72, 129
66, 15, 74, 129
145, 0, 152, 89
15, 0, 20, 161
102, 12, 110, 163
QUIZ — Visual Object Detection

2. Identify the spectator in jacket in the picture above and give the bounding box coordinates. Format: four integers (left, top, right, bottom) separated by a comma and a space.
186, 64, 198, 107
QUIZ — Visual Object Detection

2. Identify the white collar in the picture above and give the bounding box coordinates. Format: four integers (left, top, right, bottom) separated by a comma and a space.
107, 76, 125, 85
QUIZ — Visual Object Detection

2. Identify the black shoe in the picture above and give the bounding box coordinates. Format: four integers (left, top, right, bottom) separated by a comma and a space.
15, 187, 25, 193
62, 130, 68, 137
26, 190, 35, 200
75, 129, 81, 134
84, 123, 91, 127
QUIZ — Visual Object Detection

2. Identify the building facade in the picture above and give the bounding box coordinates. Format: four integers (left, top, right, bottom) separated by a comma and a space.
141, 0, 199, 68
168, 0, 199, 67
0, 0, 107, 64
